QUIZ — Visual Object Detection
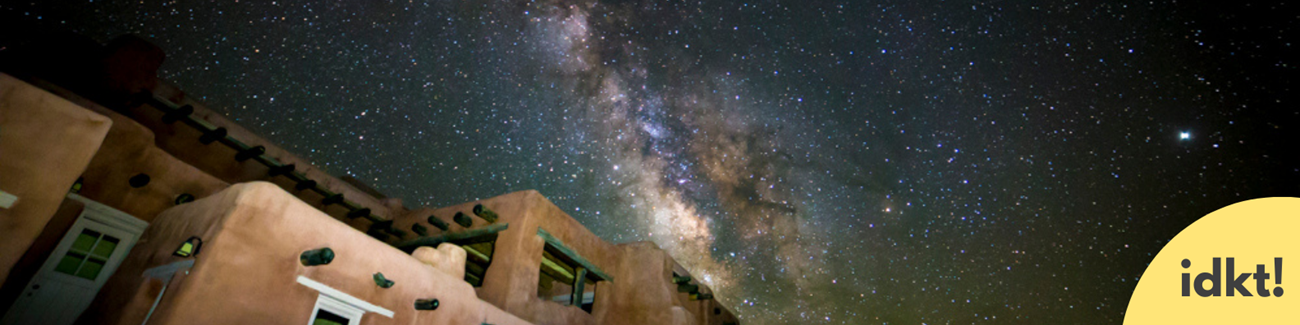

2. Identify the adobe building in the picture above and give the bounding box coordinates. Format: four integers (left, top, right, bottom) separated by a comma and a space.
0, 32, 738, 325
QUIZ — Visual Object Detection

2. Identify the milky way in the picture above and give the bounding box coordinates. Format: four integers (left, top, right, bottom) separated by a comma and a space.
4, 1, 1295, 324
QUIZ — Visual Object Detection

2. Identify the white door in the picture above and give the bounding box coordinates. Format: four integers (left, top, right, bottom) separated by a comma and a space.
1, 195, 145, 325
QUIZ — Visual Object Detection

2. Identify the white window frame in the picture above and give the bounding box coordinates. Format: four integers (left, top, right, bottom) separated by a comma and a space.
297, 276, 394, 325
308, 294, 364, 325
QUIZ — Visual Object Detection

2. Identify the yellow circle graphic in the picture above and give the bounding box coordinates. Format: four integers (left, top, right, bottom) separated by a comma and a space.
1125, 197, 1297, 324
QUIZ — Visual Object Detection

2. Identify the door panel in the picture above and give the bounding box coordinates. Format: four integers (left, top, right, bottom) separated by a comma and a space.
1, 207, 141, 325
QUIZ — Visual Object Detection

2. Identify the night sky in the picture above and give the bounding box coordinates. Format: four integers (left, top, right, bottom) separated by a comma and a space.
3, 1, 1297, 324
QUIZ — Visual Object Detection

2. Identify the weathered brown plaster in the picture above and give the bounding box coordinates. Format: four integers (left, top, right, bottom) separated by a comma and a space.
391, 190, 729, 325
411, 244, 466, 279
2, 32, 738, 324
0, 74, 112, 285
82, 182, 531, 325
31, 81, 231, 223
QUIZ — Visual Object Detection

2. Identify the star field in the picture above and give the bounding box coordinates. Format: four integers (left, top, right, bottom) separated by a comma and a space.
3, 1, 1296, 324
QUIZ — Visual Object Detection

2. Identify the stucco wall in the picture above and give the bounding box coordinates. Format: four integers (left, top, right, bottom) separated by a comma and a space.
82, 182, 531, 325
16, 78, 231, 224
678, 294, 738, 325
2, 32, 737, 324
602, 242, 696, 325
398, 191, 612, 325
0, 74, 112, 285
3, 31, 398, 227
392, 190, 704, 325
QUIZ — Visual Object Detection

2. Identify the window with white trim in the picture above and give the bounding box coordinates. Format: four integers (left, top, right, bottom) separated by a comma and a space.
309, 294, 364, 325
297, 276, 394, 325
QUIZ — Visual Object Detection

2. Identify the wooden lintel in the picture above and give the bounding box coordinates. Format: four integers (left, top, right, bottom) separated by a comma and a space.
536, 228, 614, 282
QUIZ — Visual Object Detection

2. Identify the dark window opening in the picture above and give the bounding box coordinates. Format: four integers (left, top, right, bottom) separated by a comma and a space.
535, 228, 612, 314
537, 249, 597, 311
461, 240, 495, 287
312, 309, 350, 325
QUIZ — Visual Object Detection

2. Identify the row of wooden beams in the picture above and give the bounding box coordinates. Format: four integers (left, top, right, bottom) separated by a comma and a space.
540, 254, 575, 284
134, 92, 398, 232
465, 260, 487, 277
396, 223, 510, 252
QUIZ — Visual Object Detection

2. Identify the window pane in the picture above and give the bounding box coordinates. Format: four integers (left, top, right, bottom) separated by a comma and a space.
75, 258, 105, 280
312, 309, 350, 325
70, 230, 100, 253
91, 235, 120, 259
54, 253, 84, 275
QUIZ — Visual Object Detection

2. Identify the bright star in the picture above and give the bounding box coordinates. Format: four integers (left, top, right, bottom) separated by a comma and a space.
1179, 131, 1190, 140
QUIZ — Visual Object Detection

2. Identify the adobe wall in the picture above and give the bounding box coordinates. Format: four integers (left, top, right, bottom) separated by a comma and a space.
82, 182, 531, 325
1, 32, 737, 324
43, 83, 231, 222
0, 74, 112, 285
678, 295, 738, 325
392, 190, 700, 325
602, 241, 697, 325
395, 190, 611, 325
0, 73, 227, 315
666, 266, 735, 325
2, 32, 400, 228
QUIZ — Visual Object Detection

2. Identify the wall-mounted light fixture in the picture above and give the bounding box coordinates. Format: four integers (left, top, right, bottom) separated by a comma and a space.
173, 236, 202, 257
174, 193, 195, 205
70, 177, 84, 193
